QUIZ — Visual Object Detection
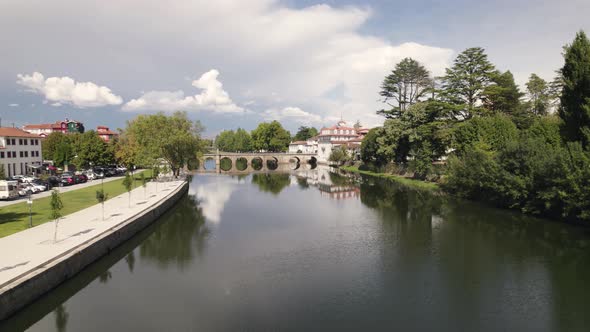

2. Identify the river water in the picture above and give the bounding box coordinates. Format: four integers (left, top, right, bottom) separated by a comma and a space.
3, 167, 590, 331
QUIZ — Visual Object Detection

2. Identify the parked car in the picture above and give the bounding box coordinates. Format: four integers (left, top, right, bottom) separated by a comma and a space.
0, 180, 19, 200
105, 167, 117, 177
21, 183, 39, 194
11, 175, 24, 181
18, 187, 32, 197
60, 174, 75, 186
84, 171, 97, 181
46, 176, 61, 188
75, 174, 88, 183
22, 176, 36, 183
30, 179, 47, 192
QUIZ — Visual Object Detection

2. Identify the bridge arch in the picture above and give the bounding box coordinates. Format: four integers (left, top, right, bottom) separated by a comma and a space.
266, 157, 279, 171
236, 157, 248, 171
251, 157, 263, 171
220, 157, 233, 171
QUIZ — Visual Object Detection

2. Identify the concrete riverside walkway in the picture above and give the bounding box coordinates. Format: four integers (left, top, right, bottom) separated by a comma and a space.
0, 175, 124, 208
0, 179, 185, 289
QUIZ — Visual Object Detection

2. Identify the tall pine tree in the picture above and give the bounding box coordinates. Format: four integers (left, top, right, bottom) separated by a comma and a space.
559, 30, 590, 147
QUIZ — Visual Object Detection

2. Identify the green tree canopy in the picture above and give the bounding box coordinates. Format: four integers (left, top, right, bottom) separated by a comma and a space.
118, 111, 203, 173
251, 121, 291, 152
379, 57, 432, 118
442, 47, 496, 116
293, 126, 318, 141
233, 128, 252, 152
558, 30, 590, 147
215, 130, 236, 152
526, 73, 550, 116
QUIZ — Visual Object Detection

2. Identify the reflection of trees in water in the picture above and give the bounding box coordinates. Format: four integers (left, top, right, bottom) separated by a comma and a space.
125, 251, 136, 273
139, 195, 210, 270
328, 171, 356, 187
296, 177, 309, 190
98, 270, 112, 284
219, 158, 232, 171
54, 304, 68, 332
358, 173, 590, 330
251, 173, 290, 195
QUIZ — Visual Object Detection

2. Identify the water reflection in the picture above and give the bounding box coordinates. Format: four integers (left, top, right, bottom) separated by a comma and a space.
251, 173, 290, 195
138, 194, 210, 270
53, 304, 68, 332
8, 167, 590, 331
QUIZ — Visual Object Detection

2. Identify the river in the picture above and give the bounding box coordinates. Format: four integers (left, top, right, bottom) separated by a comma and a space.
2, 167, 590, 331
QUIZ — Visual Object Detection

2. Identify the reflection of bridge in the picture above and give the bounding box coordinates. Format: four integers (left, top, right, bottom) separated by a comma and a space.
198, 152, 317, 173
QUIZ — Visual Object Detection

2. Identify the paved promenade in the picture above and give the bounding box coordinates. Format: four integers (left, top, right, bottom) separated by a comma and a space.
0, 176, 124, 208
0, 179, 185, 289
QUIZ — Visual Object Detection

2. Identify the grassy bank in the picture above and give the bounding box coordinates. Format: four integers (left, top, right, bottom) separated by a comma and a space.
340, 165, 440, 191
0, 170, 152, 238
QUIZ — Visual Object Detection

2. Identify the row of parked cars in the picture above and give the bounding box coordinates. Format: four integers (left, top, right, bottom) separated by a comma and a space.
0, 165, 128, 200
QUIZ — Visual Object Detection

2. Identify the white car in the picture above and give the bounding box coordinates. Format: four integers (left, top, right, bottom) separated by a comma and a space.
30, 182, 47, 192
85, 171, 97, 180
22, 176, 36, 183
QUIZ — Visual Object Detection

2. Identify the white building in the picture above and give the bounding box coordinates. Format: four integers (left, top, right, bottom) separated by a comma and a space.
288, 136, 318, 154
0, 127, 43, 178
317, 121, 366, 163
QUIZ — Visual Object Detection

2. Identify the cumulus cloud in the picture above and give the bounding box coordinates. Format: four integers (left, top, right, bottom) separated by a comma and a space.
16, 72, 123, 108
262, 107, 322, 124
123, 69, 243, 113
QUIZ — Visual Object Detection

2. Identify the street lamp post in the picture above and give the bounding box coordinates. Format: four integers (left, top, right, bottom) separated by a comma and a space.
27, 193, 33, 228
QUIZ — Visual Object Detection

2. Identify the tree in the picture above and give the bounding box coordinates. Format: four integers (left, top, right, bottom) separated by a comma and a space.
526, 73, 550, 116
361, 128, 386, 165
558, 30, 590, 147
482, 71, 524, 114
95, 189, 108, 221
215, 130, 235, 152
118, 111, 203, 174
0, 164, 5, 179
234, 128, 252, 152
441, 47, 496, 116
293, 126, 319, 141
379, 57, 432, 118
50, 189, 63, 243
152, 165, 160, 192
251, 121, 291, 152
328, 146, 349, 164
42, 132, 70, 161
122, 171, 133, 207
71, 131, 111, 169
140, 172, 147, 199
354, 120, 362, 131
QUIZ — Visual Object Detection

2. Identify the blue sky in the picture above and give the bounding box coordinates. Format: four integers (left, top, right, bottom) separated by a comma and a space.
1, 0, 589, 138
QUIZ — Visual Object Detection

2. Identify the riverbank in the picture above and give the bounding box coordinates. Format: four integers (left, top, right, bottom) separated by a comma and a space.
0, 170, 152, 238
0, 178, 187, 321
340, 165, 440, 191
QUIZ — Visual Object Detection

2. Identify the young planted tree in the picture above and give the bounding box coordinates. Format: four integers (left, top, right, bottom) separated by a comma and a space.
0, 164, 5, 180
559, 30, 590, 147
152, 165, 160, 192
140, 172, 147, 199
95, 189, 108, 221
122, 172, 133, 207
50, 190, 64, 243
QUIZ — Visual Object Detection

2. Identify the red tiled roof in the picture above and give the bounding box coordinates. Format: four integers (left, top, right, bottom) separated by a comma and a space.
0, 127, 42, 138
99, 131, 118, 136
320, 125, 357, 131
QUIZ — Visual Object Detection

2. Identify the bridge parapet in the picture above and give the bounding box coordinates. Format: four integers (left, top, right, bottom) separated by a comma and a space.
198, 152, 317, 173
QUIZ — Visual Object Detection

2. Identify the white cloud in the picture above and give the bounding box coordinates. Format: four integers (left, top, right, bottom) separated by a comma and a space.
262, 106, 322, 124
8, 103, 18, 107
16, 72, 123, 108
123, 69, 243, 113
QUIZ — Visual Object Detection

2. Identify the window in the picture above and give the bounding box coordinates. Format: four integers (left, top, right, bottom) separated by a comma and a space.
20, 151, 24, 158
12, 139, 15, 145
6, 139, 11, 145
0, 152, 4, 158
24, 139, 28, 145
25, 151, 29, 157
30, 139, 34, 145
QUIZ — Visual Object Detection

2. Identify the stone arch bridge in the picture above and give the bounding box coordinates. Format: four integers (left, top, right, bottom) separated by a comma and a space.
198, 152, 317, 173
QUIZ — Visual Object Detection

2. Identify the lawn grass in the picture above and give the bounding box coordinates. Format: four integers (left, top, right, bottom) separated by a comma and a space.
340, 165, 440, 191
0, 170, 152, 238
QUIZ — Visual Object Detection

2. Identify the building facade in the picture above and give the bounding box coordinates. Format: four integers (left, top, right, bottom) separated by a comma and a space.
23, 118, 85, 137
97, 126, 118, 143
288, 136, 318, 154
0, 127, 43, 178
317, 121, 366, 163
